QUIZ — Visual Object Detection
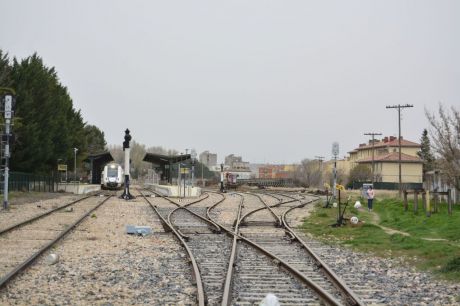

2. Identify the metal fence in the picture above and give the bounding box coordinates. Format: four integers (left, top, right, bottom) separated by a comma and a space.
352, 181, 423, 190
0, 171, 57, 193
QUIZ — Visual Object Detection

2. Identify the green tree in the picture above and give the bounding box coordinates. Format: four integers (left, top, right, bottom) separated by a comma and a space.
84, 125, 107, 154
0, 50, 12, 88
417, 129, 435, 175
349, 164, 372, 186
9, 53, 86, 173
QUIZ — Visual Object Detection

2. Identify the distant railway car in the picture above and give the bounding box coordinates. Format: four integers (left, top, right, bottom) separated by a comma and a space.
101, 163, 124, 190
225, 173, 239, 189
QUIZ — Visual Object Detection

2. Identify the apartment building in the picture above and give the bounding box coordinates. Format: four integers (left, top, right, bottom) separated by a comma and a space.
348, 136, 423, 185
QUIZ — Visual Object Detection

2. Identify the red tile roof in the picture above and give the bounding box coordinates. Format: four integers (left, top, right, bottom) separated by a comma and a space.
357, 152, 422, 163
353, 138, 420, 151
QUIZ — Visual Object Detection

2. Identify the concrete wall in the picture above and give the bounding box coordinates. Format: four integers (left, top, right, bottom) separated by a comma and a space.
145, 183, 202, 197
56, 183, 101, 194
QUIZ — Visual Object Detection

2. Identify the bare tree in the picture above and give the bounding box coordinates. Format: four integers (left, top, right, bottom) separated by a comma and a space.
295, 159, 321, 188
425, 104, 460, 200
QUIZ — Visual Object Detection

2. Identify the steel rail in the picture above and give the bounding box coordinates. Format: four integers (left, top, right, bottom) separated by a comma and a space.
138, 189, 206, 306
143, 189, 221, 236
0, 192, 102, 236
164, 193, 222, 239
249, 192, 282, 225
282, 197, 365, 306
206, 192, 343, 306
238, 192, 282, 226
215, 193, 243, 306
0, 194, 112, 290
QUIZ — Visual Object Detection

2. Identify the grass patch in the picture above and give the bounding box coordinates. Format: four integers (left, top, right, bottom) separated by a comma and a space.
301, 198, 460, 281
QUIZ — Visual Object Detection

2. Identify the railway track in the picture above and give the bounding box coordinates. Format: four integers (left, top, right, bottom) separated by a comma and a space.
137, 188, 365, 305
207, 191, 364, 306
0, 192, 113, 289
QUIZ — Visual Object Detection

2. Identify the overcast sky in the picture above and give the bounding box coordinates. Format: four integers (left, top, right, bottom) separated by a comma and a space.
1, 1, 459, 164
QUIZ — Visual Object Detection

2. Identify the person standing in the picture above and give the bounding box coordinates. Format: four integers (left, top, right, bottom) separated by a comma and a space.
367, 186, 375, 211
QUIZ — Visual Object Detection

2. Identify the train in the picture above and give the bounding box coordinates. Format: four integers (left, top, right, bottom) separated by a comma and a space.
101, 162, 124, 190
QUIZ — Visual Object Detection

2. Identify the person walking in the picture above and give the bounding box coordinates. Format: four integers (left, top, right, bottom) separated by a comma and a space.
367, 186, 375, 211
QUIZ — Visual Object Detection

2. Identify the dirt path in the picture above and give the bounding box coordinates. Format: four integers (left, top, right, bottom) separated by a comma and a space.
369, 212, 452, 242
370, 212, 411, 236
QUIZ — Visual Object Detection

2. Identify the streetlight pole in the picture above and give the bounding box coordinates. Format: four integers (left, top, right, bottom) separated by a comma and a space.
364, 132, 382, 185
73, 148, 78, 182
386, 104, 413, 196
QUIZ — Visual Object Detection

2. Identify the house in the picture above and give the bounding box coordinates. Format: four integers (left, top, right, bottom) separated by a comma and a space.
348, 136, 423, 189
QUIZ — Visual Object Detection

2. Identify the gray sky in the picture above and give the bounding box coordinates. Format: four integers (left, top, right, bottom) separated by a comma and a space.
1, 1, 459, 164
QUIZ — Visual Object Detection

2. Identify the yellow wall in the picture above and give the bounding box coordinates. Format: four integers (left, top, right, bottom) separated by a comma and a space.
379, 163, 423, 183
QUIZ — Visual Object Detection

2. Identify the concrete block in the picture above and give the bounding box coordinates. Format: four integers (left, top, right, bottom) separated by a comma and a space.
126, 225, 152, 236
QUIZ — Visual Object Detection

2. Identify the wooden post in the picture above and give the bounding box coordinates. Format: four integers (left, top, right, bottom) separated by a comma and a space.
414, 191, 418, 214
448, 189, 452, 216
434, 192, 438, 213
426, 190, 431, 217
422, 191, 426, 212
403, 190, 408, 211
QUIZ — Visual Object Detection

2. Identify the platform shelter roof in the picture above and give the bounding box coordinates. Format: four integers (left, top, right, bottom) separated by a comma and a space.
84, 151, 114, 184
143, 153, 191, 166
84, 151, 114, 164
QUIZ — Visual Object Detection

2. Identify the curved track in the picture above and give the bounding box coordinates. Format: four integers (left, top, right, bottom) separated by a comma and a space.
140, 188, 364, 305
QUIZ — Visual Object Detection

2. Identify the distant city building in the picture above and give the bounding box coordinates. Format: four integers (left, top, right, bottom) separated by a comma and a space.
225, 154, 250, 171
199, 151, 217, 167
259, 164, 297, 179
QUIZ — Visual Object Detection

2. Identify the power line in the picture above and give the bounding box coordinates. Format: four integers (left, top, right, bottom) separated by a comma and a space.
364, 132, 382, 186
386, 104, 414, 197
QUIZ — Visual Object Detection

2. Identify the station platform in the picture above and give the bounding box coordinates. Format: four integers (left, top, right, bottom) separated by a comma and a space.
56, 183, 101, 195
144, 183, 201, 198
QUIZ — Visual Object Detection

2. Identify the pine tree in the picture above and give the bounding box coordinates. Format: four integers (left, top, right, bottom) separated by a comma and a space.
417, 129, 435, 174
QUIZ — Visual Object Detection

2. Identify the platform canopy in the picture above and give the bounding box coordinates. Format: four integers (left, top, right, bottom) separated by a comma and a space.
143, 153, 191, 183
143, 153, 191, 166
84, 151, 114, 184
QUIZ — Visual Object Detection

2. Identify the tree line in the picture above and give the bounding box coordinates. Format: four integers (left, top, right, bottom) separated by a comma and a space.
0, 50, 106, 175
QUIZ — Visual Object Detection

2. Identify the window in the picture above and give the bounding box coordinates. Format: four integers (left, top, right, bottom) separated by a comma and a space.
107, 167, 118, 177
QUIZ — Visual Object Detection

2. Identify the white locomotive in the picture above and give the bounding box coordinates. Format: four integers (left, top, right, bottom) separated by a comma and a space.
101, 163, 124, 190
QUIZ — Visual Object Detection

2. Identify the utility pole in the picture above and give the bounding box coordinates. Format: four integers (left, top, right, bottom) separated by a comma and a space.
332, 142, 339, 199
314, 156, 324, 188
191, 149, 196, 188
220, 163, 224, 192
364, 132, 382, 185
386, 104, 413, 197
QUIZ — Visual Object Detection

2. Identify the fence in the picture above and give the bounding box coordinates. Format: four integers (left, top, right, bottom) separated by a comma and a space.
352, 181, 423, 190
0, 171, 57, 193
